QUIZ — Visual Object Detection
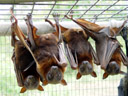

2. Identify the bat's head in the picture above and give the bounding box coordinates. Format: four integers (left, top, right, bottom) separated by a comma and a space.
77, 61, 97, 79
24, 75, 39, 90
46, 66, 63, 84
79, 61, 93, 75
20, 75, 44, 93
41, 65, 67, 86
106, 61, 120, 75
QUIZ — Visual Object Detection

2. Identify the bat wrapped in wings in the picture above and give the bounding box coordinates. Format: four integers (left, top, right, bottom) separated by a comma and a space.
11, 15, 43, 93
45, 15, 99, 79
65, 16, 128, 79
10, 9, 67, 86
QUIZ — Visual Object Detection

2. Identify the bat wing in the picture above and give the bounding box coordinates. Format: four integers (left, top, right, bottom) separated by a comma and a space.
65, 16, 103, 40
88, 43, 99, 65
119, 48, 128, 66
99, 27, 111, 37
10, 9, 39, 68
53, 43, 67, 67
25, 14, 39, 50
101, 39, 119, 69
63, 42, 78, 69
12, 50, 24, 87
58, 43, 67, 67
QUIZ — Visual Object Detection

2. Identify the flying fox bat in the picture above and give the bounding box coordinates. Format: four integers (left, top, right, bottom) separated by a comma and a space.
10, 9, 67, 86
45, 16, 99, 79
65, 16, 128, 79
11, 27, 43, 93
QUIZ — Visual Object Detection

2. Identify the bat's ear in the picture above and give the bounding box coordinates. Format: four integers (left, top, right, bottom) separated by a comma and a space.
91, 71, 97, 77
37, 85, 44, 91
42, 80, 48, 86
61, 79, 67, 86
20, 87, 27, 93
76, 72, 82, 79
103, 72, 109, 79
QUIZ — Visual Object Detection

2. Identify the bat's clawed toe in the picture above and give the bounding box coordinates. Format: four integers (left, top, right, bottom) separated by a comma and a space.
52, 13, 60, 21
45, 18, 48, 22
65, 15, 72, 19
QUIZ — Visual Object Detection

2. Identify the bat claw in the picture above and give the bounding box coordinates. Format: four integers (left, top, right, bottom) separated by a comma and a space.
65, 15, 72, 19
52, 13, 60, 22
52, 13, 60, 18
45, 18, 48, 22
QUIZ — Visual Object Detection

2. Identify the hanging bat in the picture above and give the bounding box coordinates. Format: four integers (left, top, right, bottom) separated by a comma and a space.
11, 28, 43, 93
45, 16, 99, 79
65, 16, 128, 79
10, 9, 67, 86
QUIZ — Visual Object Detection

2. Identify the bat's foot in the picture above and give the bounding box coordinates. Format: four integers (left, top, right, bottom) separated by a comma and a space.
52, 13, 60, 22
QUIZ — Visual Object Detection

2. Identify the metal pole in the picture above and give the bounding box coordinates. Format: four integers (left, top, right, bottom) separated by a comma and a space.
118, 26, 128, 96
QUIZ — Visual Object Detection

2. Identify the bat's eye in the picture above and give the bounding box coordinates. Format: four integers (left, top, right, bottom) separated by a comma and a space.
80, 67, 85, 73
115, 68, 120, 73
88, 67, 92, 71
56, 72, 62, 81
48, 73, 54, 81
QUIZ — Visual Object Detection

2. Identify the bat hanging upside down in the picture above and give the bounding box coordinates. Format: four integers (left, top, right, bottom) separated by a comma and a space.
66, 16, 128, 79
10, 9, 67, 86
11, 30, 43, 93
45, 14, 99, 79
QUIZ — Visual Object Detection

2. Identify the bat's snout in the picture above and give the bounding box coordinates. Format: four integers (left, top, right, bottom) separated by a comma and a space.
46, 66, 63, 84
79, 61, 93, 75
106, 61, 120, 75
24, 75, 39, 90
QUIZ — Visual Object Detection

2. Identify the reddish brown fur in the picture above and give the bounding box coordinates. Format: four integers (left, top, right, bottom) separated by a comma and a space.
110, 49, 122, 68
33, 33, 66, 82
73, 18, 126, 78
63, 28, 94, 71
12, 39, 43, 92
45, 18, 97, 78
76, 19, 121, 36
76, 19, 122, 68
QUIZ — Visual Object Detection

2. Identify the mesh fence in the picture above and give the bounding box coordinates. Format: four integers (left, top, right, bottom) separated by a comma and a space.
0, 36, 127, 96
0, 0, 128, 22
0, 0, 128, 96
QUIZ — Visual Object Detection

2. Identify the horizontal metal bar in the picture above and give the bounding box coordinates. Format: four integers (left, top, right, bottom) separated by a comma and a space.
1, 20, 127, 36
0, 3, 128, 6
0, 16, 126, 20
0, 12, 127, 16
0, 0, 76, 4
0, 9, 127, 11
